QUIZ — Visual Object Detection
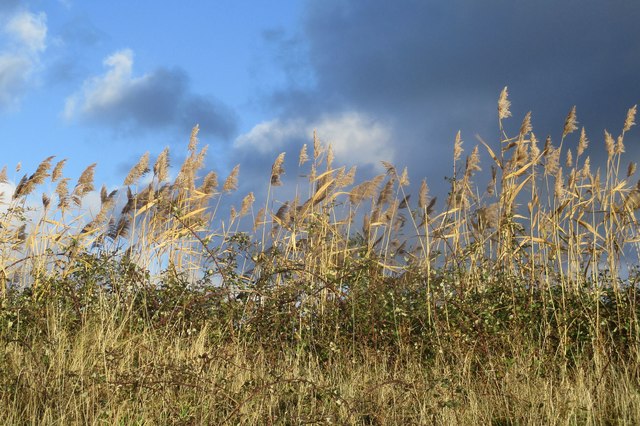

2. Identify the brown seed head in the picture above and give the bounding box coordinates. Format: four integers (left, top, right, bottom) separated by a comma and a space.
270, 152, 286, 186
153, 147, 170, 182
562, 106, 578, 139
56, 178, 70, 209
627, 162, 636, 178
419, 178, 429, 210
240, 192, 255, 217
465, 145, 482, 176
74, 163, 97, 197
124, 152, 150, 186
199, 171, 218, 196
51, 159, 67, 182
223, 165, 240, 192
519, 111, 532, 137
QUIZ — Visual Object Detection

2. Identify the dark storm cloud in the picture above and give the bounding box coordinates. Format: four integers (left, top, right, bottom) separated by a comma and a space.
254, 0, 640, 196
180, 96, 237, 141
304, 1, 640, 112
66, 50, 237, 140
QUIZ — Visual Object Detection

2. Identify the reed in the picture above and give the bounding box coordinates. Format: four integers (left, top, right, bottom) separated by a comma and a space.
0, 90, 638, 424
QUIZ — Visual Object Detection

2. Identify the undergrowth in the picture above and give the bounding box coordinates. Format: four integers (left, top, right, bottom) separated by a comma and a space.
1, 89, 639, 424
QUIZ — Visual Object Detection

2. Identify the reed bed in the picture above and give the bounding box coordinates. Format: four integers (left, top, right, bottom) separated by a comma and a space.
1, 89, 639, 424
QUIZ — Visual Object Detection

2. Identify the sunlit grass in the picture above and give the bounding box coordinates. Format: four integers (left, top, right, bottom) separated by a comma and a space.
0, 89, 639, 424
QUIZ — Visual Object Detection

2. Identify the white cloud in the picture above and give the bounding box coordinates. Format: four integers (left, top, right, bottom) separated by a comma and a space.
6, 11, 47, 53
0, 10, 47, 110
64, 49, 136, 119
64, 49, 237, 138
234, 112, 394, 169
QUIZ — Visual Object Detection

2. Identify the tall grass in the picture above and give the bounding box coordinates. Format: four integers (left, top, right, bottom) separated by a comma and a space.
1, 90, 639, 424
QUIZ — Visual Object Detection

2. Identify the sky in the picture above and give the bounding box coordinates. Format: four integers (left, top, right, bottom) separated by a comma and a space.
1, 0, 639, 207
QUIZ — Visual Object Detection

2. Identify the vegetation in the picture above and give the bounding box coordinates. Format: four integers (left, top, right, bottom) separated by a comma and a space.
1, 89, 639, 424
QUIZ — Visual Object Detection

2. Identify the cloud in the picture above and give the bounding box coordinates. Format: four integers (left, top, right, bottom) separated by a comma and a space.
64, 49, 237, 139
0, 10, 47, 110
234, 111, 394, 171
5, 10, 47, 52
256, 0, 640, 196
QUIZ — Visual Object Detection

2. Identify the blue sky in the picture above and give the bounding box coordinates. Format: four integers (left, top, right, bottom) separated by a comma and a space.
1, 1, 639, 202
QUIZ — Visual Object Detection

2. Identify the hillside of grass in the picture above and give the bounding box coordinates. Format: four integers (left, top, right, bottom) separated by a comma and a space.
1, 89, 639, 424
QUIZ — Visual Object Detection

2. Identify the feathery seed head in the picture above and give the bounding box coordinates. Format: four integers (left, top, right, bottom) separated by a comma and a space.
519, 111, 532, 137
349, 174, 385, 205
581, 156, 591, 179
223, 165, 239, 192
51, 159, 67, 182
239, 192, 255, 217
124, 152, 150, 186
336, 166, 356, 188
56, 178, 70, 209
577, 127, 588, 157
545, 145, 560, 176
565, 149, 573, 168
254, 207, 265, 231
543, 136, 552, 155
199, 171, 218, 196
270, 152, 286, 186
627, 162, 636, 178
453, 131, 463, 162
604, 130, 615, 158
313, 130, 323, 160
100, 185, 108, 204
562, 106, 578, 138
465, 145, 482, 176
153, 147, 170, 182
554, 167, 564, 199
326, 144, 334, 170
498, 86, 512, 120
616, 135, 625, 154
530, 132, 540, 160
623, 104, 637, 132
399, 167, 410, 186
381, 161, 396, 175
298, 144, 309, 166
377, 178, 395, 206
188, 124, 200, 152
419, 178, 429, 210
74, 163, 97, 197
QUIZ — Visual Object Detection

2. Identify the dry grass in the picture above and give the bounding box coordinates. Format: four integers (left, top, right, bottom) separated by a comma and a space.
1, 89, 639, 424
